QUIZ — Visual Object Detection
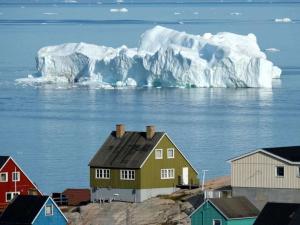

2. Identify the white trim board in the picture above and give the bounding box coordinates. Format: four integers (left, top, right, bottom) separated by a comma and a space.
31, 196, 68, 224
189, 199, 257, 220
9, 157, 43, 195
140, 133, 199, 175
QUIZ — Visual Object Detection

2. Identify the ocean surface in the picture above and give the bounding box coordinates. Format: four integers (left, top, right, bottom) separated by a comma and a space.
0, 2, 300, 194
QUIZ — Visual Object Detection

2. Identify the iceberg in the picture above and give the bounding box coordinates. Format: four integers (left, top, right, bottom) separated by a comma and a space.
18, 26, 281, 88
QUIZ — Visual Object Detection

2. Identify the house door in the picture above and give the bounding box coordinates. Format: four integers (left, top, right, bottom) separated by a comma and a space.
182, 167, 189, 185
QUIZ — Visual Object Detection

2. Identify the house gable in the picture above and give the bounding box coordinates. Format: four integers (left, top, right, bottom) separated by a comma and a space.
190, 201, 227, 225
32, 197, 68, 225
231, 151, 300, 189
0, 157, 41, 206
140, 134, 198, 189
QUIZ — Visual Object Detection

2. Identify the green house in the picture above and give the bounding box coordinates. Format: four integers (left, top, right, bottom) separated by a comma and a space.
190, 197, 259, 225
89, 124, 199, 202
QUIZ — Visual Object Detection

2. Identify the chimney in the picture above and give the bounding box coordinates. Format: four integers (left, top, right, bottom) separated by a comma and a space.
146, 125, 155, 139
116, 124, 125, 138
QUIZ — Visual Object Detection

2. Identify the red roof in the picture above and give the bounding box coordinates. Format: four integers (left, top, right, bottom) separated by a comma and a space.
62, 189, 90, 206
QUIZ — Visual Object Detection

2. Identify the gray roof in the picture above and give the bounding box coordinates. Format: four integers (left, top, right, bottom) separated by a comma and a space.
0, 156, 9, 169
254, 202, 300, 225
263, 146, 300, 162
209, 197, 259, 219
89, 131, 165, 169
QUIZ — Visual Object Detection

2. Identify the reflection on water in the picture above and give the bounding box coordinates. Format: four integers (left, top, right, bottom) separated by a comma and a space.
1, 75, 300, 194
0, 2, 300, 193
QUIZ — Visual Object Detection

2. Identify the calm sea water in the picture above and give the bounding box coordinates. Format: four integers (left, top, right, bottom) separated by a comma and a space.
0, 2, 300, 194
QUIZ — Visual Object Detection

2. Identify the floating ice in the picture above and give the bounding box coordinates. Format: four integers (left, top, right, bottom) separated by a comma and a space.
64, 0, 78, 3
110, 8, 128, 13
174, 12, 181, 15
43, 12, 58, 15
265, 48, 280, 52
274, 18, 292, 23
230, 12, 242, 16
17, 26, 281, 88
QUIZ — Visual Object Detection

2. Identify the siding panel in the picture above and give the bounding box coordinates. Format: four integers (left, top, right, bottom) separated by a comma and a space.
231, 152, 300, 189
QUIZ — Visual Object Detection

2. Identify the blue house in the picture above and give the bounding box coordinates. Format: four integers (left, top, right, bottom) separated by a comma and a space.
190, 197, 259, 225
0, 195, 68, 225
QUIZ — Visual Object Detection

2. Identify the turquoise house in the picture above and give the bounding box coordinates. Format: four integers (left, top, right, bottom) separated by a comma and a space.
0, 195, 68, 225
190, 197, 259, 225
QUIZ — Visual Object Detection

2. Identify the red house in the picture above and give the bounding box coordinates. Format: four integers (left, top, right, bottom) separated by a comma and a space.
0, 156, 41, 211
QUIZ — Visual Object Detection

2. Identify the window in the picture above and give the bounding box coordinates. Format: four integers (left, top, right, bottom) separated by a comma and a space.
155, 149, 163, 159
5, 192, 19, 202
0, 172, 8, 182
213, 219, 222, 225
161, 169, 175, 179
95, 169, 110, 179
45, 205, 53, 216
276, 166, 284, 177
297, 167, 300, 177
120, 170, 135, 180
167, 148, 174, 159
12, 172, 20, 182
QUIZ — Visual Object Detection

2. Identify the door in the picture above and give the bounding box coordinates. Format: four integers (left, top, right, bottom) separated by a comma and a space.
182, 167, 189, 185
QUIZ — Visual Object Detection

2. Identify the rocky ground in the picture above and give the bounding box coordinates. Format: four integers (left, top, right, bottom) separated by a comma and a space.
65, 176, 230, 225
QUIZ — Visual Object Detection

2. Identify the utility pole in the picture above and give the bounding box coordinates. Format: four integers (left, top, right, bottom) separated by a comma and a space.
201, 170, 208, 191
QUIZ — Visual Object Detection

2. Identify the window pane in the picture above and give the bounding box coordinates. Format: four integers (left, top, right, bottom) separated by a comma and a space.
155, 149, 162, 159
214, 220, 221, 225
45, 205, 53, 216
277, 167, 284, 176
0, 173, 7, 182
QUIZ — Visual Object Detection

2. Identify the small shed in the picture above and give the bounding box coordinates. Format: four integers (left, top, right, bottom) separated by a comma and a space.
190, 196, 259, 225
0, 195, 68, 225
63, 188, 90, 206
254, 202, 300, 225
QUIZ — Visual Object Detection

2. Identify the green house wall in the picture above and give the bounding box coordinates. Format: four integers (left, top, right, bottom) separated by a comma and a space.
90, 168, 141, 189
140, 135, 198, 188
191, 201, 227, 225
191, 201, 256, 225
227, 218, 256, 225
90, 134, 198, 189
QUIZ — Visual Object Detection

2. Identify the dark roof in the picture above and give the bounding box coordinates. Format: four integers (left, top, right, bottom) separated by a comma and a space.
62, 189, 90, 206
209, 197, 259, 219
89, 131, 165, 169
263, 146, 300, 162
0, 156, 9, 169
254, 202, 300, 225
0, 195, 49, 225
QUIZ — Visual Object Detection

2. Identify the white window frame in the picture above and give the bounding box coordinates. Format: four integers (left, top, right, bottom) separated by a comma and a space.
45, 204, 54, 216
213, 219, 222, 225
5, 192, 20, 202
161, 169, 175, 179
155, 149, 163, 159
12, 171, 20, 182
167, 148, 175, 159
0, 172, 8, 182
275, 166, 284, 177
95, 169, 110, 179
120, 170, 135, 180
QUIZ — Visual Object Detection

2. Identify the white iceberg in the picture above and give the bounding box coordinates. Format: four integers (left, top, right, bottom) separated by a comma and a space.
274, 18, 292, 23
18, 26, 281, 88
